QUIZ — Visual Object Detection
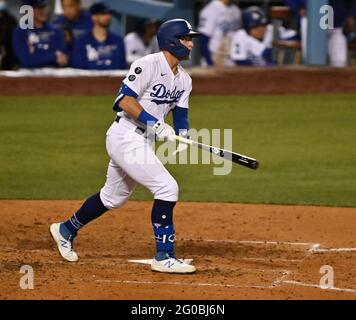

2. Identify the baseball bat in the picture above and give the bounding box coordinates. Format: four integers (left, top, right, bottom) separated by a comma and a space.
173, 135, 259, 170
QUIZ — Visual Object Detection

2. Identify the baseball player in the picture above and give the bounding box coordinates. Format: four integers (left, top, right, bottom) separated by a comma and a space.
12, 0, 68, 68
50, 19, 199, 274
230, 6, 296, 66
198, 0, 242, 66
124, 18, 159, 65
70, 2, 126, 70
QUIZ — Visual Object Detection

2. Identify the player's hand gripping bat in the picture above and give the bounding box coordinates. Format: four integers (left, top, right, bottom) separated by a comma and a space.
173, 135, 259, 170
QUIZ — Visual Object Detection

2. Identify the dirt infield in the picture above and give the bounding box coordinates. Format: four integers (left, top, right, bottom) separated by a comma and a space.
0, 200, 355, 300
1, 67, 356, 96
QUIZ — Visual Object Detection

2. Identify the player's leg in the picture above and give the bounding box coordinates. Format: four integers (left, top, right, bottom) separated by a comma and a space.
111, 131, 195, 273
328, 28, 347, 67
50, 159, 136, 262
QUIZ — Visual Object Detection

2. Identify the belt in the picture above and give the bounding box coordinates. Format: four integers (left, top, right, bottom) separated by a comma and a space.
115, 115, 145, 135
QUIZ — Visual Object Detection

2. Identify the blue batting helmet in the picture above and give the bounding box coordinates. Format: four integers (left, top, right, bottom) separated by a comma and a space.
157, 19, 199, 59
243, 6, 268, 30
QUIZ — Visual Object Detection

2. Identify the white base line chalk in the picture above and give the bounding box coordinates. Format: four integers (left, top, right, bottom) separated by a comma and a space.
181, 238, 319, 248
282, 280, 356, 294
310, 247, 356, 253
95, 279, 272, 290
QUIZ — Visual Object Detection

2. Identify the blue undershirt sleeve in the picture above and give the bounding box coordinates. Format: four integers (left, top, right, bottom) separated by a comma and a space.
172, 106, 189, 135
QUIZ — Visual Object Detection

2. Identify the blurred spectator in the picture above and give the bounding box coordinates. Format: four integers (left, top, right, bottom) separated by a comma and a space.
70, 2, 126, 70
230, 6, 296, 66
198, 0, 242, 66
124, 18, 159, 65
12, 0, 68, 68
52, 0, 93, 49
0, 0, 18, 70
283, 0, 356, 67
230, 6, 273, 66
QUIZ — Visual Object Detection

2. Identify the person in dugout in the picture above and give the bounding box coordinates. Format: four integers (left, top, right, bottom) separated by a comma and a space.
69, 2, 126, 70
12, 0, 68, 68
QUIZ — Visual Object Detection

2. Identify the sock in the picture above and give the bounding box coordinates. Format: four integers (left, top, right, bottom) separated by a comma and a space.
63, 192, 108, 238
151, 199, 176, 259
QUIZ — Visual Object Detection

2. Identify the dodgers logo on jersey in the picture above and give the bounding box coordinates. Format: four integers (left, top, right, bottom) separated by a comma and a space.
150, 84, 184, 105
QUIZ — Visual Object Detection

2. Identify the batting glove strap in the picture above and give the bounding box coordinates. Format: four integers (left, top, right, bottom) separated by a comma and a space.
151, 121, 175, 141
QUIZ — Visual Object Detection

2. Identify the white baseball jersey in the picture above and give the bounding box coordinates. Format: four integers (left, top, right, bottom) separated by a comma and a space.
100, 51, 192, 208
230, 29, 268, 66
230, 25, 297, 66
300, 18, 347, 67
124, 32, 160, 65
198, 0, 242, 63
117, 51, 192, 127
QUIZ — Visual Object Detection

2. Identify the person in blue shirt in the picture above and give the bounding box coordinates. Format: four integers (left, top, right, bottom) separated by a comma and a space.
52, 0, 93, 48
70, 2, 126, 70
12, 0, 68, 68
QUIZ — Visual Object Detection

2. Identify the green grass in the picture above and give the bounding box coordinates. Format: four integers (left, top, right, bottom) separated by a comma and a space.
0, 94, 355, 207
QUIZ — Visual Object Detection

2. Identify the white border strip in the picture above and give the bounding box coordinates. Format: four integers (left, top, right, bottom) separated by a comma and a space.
282, 280, 356, 294
181, 238, 318, 248
310, 247, 356, 253
95, 279, 272, 290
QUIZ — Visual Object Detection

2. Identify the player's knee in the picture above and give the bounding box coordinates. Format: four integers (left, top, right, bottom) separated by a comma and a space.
100, 189, 131, 210
154, 178, 179, 202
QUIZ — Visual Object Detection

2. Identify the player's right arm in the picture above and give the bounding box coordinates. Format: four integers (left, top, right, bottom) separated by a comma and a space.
113, 59, 157, 124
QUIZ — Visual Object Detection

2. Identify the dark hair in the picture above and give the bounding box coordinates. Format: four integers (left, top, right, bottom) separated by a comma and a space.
61, 0, 81, 3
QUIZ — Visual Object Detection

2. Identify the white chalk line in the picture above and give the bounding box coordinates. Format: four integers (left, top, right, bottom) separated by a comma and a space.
96, 268, 289, 291
310, 247, 356, 253
282, 280, 356, 294
180, 238, 320, 251
272, 271, 292, 287
97, 275, 356, 295
241, 257, 302, 263
95, 279, 274, 290
181, 238, 356, 254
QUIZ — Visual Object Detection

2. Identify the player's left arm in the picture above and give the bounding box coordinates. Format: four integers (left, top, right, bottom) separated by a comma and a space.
171, 77, 192, 154
172, 76, 191, 137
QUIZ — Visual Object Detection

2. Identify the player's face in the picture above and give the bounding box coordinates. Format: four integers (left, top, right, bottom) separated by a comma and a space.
179, 36, 194, 60
93, 13, 112, 28
33, 6, 48, 23
222, 0, 232, 6
250, 25, 267, 41
61, 0, 81, 21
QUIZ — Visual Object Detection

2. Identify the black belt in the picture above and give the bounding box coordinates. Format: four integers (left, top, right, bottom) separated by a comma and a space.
115, 115, 145, 135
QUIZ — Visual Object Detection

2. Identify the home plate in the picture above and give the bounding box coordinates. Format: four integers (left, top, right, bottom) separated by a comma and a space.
128, 259, 194, 265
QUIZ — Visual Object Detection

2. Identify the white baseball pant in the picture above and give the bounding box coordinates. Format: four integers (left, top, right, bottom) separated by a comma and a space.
99, 118, 179, 210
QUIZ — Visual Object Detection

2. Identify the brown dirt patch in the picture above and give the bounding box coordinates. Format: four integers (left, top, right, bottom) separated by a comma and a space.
0, 200, 355, 300
1, 67, 356, 96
